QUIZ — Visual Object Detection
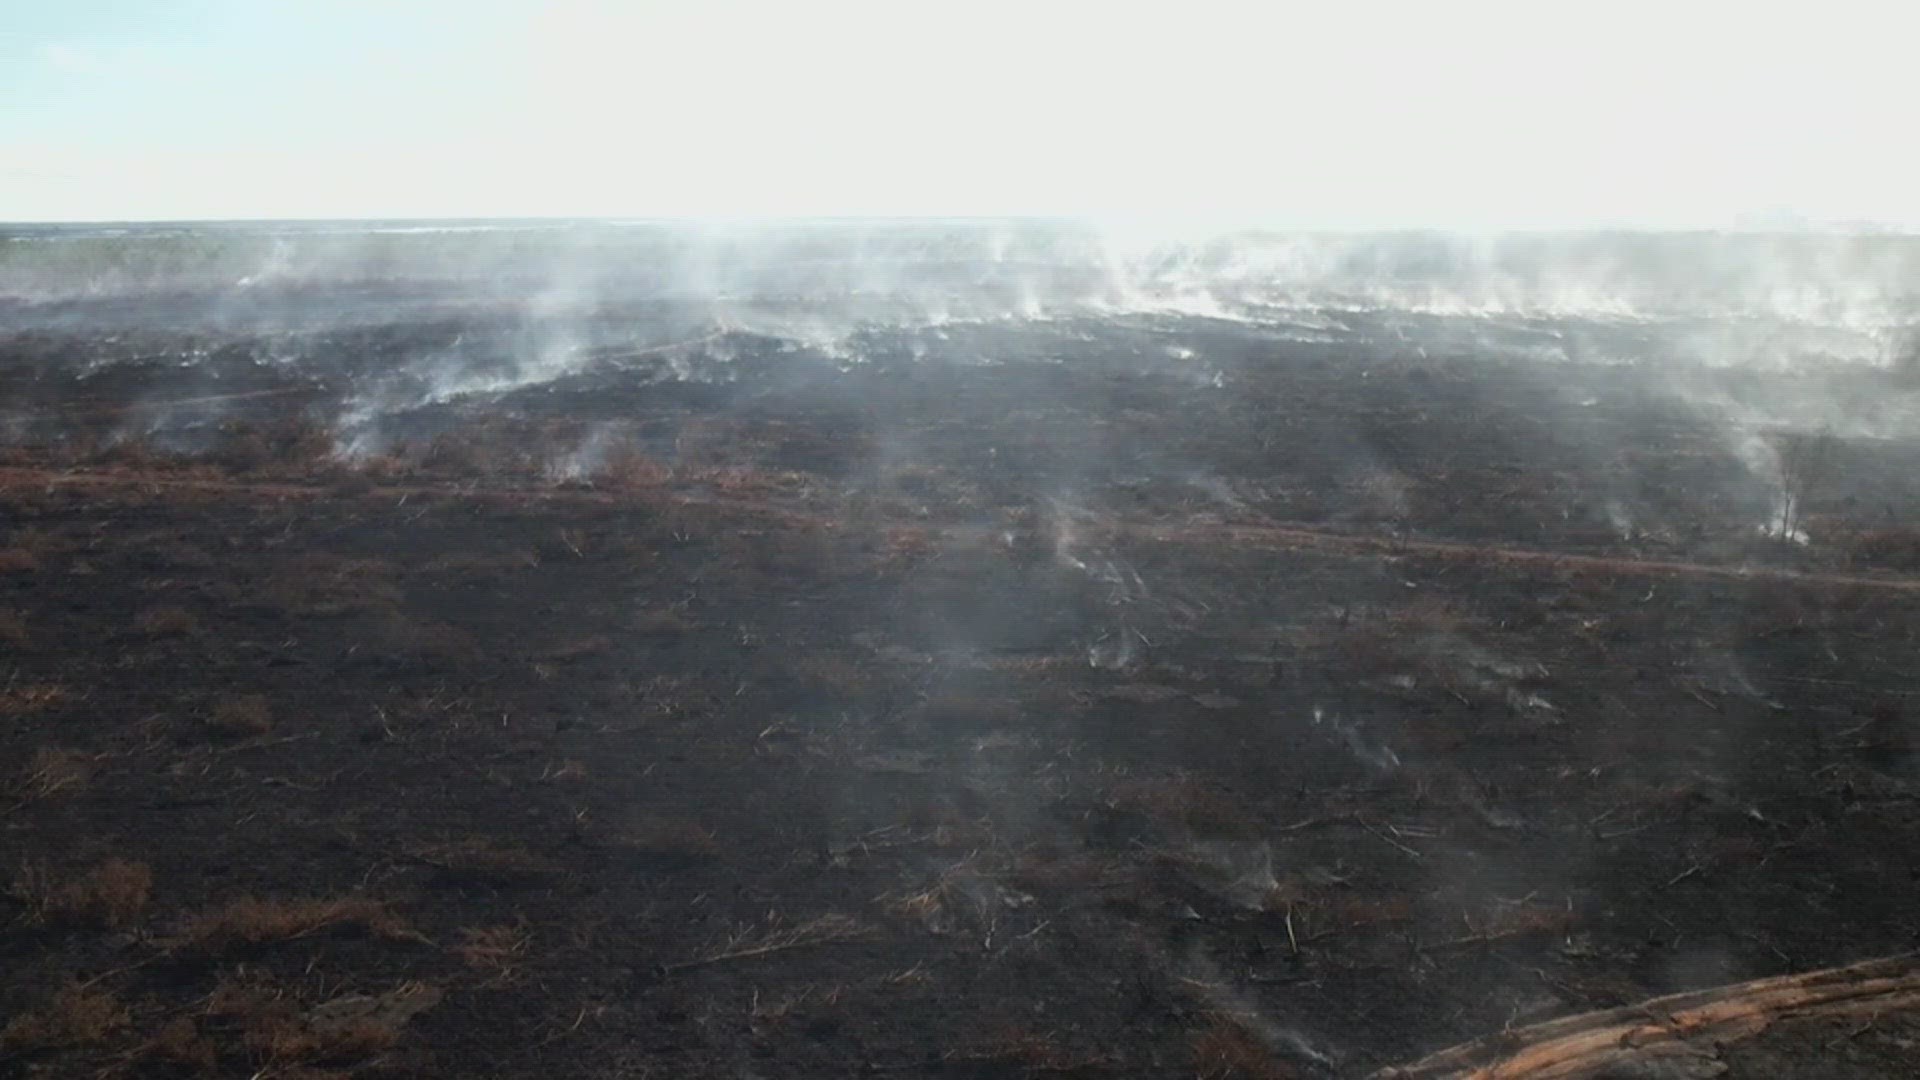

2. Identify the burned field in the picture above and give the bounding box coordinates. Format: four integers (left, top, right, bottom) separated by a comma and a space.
4, 270, 1920, 1077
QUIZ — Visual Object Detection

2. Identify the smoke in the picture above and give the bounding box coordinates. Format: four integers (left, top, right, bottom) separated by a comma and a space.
544, 421, 624, 482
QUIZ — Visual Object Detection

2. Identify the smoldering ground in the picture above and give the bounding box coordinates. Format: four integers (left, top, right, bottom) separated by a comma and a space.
3, 221, 1919, 1078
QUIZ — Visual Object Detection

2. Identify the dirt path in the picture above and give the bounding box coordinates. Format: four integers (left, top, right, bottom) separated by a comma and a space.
1164, 521, 1920, 593
11, 463, 1920, 595
7, 463, 1920, 595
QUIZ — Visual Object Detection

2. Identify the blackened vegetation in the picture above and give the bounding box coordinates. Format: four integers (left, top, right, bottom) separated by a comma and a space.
3, 298, 1920, 1079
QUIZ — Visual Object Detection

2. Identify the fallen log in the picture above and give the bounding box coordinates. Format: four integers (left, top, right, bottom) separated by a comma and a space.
1376, 953, 1920, 1079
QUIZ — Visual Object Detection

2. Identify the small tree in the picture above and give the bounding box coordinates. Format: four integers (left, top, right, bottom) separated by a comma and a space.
1774, 428, 1836, 540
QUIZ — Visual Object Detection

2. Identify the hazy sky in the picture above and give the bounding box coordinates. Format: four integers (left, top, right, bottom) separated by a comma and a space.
3, 1, 1914, 226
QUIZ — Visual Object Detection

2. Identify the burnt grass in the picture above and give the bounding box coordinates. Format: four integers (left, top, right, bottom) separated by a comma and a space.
3, 300, 1920, 1078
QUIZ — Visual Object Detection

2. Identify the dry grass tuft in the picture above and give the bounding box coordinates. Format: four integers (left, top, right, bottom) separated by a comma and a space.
980, 1024, 1119, 1073
0, 547, 41, 573
0, 684, 68, 716
206, 977, 291, 1019
222, 981, 440, 1075
665, 913, 868, 974
789, 655, 867, 690
267, 556, 403, 617
885, 879, 955, 927
632, 605, 691, 637
0, 985, 127, 1049
13, 858, 153, 928
1838, 525, 1920, 570
143, 1016, 218, 1070
243, 1015, 398, 1066
622, 815, 718, 865
206, 693, 273, 740
542, 635, 612, 662
1193, 1015, 1295, 1080
455, 925, 532, 975
12, 746, 91, 801
136, 604, 199, 637
1481, 901, 1579, 939
877, 525, 939, 572
1327, 895, 1418, 928
1010, 843, 1115, 893
539, 758, 589, 783
212, 418, 335, 476
187, 896, 407, 951
0, 607, 27, 648
597, 446, 672, 491
404, 836, 541, 878
1109, 775, 1261, 839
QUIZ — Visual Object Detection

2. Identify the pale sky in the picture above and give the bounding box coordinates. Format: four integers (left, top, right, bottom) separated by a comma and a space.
2, 0, 1915, 226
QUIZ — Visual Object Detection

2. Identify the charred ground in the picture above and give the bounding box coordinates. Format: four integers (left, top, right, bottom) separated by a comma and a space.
3, 283, 1919, 1078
